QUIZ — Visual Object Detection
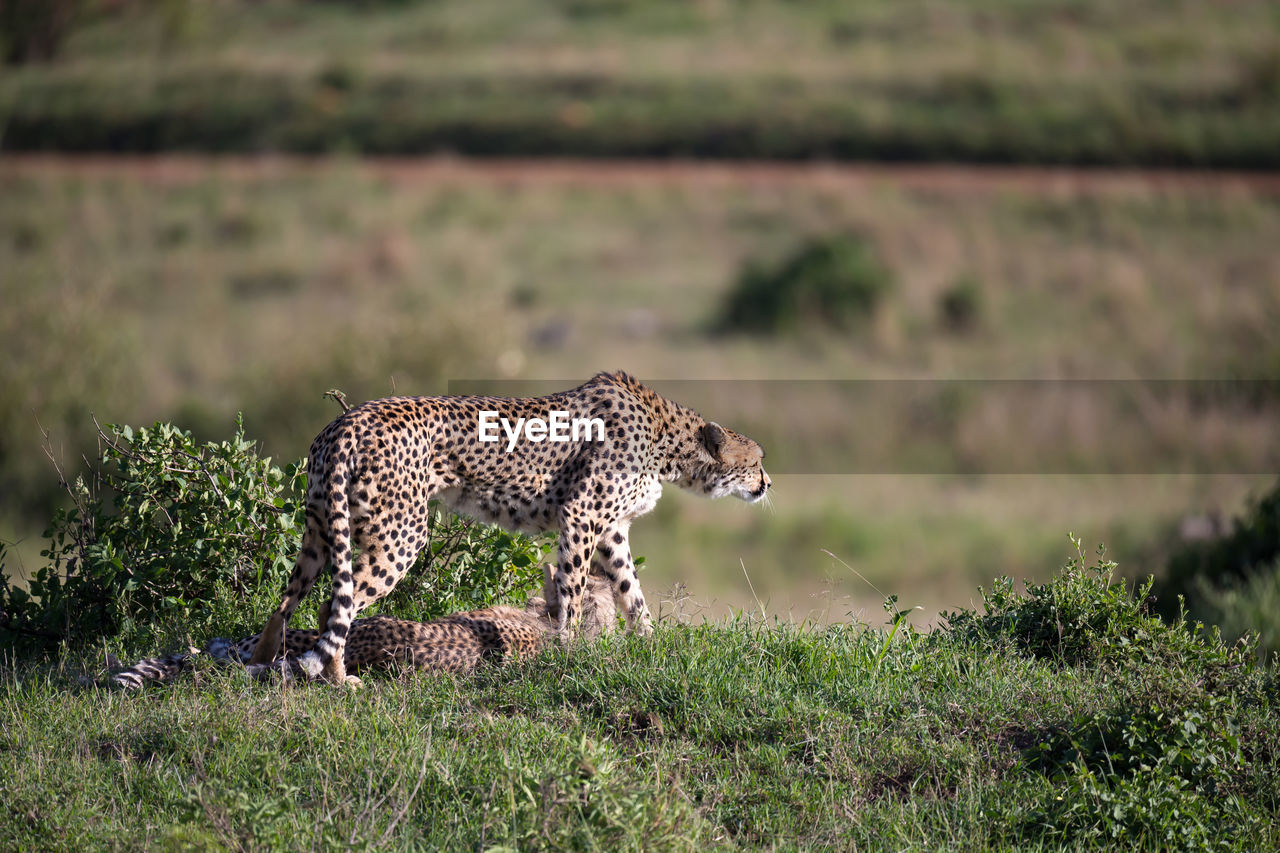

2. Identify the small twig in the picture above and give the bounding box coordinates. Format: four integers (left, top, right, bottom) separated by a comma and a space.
90, 414, 138, 461
39, 417, 74, 493
325, 389, 351, 413
39, 416, 97, 592
821, 548, 889, 601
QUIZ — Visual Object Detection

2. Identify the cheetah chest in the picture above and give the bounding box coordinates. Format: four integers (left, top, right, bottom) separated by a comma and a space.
623, 476, 664, 522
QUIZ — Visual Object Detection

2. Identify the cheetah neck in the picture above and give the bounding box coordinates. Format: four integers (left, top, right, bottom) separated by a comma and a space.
648, 393, 709, 485
592, 370, 710, 486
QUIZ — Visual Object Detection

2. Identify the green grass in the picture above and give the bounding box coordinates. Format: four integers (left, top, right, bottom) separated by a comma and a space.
2, 0, 1279, 165
3, 556, 1277, 850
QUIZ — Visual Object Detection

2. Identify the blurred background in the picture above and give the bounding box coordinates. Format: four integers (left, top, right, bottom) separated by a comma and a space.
2, 0, 1278, 639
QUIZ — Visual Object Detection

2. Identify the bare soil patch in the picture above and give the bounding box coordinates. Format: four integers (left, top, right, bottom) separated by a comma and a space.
6, 155, 1280, 197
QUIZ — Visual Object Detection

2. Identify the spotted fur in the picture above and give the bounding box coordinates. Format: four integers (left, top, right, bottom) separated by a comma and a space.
249, 370, 769, 684
113, 568, 616, 689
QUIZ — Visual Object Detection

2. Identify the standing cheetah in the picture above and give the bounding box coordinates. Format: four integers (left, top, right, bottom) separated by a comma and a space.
249, 370, 769, 685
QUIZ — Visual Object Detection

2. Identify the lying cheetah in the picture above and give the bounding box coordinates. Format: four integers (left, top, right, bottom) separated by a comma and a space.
250, 370, 769, 685
113, 567, 615, 689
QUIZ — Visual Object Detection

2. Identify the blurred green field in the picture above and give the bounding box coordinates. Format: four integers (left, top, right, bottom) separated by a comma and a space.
3, 0, 1279, 164
2, 156, 1276, 621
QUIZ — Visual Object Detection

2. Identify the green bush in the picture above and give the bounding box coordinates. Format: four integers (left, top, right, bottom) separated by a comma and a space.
0, 418, 307, 648
939, 539, 1265, 847
942, 536, 1233, 668
1026, 695, 1255, 848
938, 276, 984, 333
378, 507, 555, 622
0, 417, 554, 651
716, 234, 893, 334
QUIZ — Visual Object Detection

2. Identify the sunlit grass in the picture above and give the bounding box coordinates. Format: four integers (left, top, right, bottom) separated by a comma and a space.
2, 556, 1276, 850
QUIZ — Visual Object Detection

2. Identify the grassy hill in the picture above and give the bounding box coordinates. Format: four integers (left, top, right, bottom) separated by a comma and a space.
2, 552, 1276, 851
3, 0, 1279, 165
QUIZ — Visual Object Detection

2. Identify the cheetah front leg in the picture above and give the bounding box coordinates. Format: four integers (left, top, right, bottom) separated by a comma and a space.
552, 513, 603, 637
595, 522, 653, 635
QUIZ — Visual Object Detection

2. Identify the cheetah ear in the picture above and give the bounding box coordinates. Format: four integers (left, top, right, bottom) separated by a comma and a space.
701, 422, 729, 461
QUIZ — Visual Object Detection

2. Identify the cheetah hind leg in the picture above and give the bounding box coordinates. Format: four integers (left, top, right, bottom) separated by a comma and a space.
297, 603, 355, 686
250, 516, 328, 664
308, 598, 362, 687
249, 612, 287, 665
296, 639, 362, 687
304, 514, 421, 687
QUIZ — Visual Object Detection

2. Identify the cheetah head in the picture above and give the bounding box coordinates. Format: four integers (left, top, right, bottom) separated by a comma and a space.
682, 422, 771, 503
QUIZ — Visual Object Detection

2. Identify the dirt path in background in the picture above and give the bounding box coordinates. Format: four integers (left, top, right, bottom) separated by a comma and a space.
5, 155, 1280, 196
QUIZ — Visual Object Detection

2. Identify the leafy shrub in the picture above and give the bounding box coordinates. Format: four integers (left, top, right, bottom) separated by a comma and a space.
378, 506, 554, 622
0, 417, 554, 650
936, 536, 1264, 846
942, 536, 1232, 667
0, 418, 306, 647
1026, 695, 1255, 848
716, 234, 893, 334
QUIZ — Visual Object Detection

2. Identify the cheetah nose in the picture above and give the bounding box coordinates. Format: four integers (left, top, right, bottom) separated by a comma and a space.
763, 471, 772, 489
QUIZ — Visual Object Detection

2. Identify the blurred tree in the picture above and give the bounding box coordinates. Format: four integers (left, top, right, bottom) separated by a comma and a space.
0, 0, 84, 64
